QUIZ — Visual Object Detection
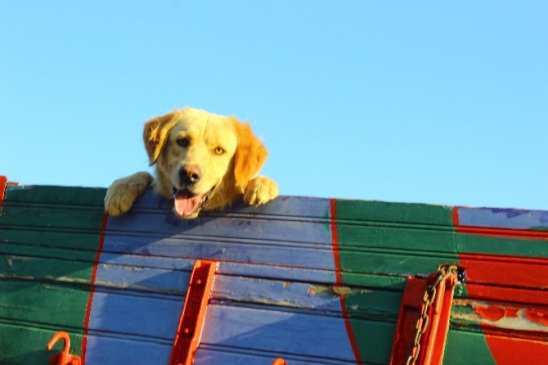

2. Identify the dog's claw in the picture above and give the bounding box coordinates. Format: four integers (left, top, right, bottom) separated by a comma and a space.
104, 172, 153, 216
243, 176, 279, 206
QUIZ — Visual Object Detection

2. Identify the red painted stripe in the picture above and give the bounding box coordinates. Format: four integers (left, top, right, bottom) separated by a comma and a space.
330, 199, 343, 284
484, 335, 548, 365
452, 206, 460, 227
453, 207, 548, 240
81, 213, 108, 364
459, 253, 548, 303
330, 199, 364, 365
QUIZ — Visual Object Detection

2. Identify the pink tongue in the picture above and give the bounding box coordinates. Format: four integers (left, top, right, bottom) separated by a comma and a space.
174, 189, 203, 217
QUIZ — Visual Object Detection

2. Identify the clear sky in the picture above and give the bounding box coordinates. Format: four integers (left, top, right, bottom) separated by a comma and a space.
1, 1, 547, 210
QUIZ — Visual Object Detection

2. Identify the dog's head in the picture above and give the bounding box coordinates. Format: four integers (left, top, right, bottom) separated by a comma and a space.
143, 108, 267, 218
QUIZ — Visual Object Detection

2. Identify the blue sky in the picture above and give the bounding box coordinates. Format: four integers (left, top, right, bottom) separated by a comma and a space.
1, 1, 547, 210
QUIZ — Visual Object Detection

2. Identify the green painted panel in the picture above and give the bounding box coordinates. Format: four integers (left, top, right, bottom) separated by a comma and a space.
0, 229, 102, 252
443, 330, 496, 365
346, 319, 396, 365
0, 251, 93, 284
456, 233, 548, 258
0, 205, 104, 231
339, 250, 459, 277
0, 323, 83, 365
0, 185, 104, 364
3, 185, 105, 207
337, 272, 407, 290
344, 289, 402, 320
0, 281, 90, 330
335, 199, 454, 226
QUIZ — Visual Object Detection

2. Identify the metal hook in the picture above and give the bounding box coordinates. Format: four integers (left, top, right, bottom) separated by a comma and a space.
46, 331, 82, 365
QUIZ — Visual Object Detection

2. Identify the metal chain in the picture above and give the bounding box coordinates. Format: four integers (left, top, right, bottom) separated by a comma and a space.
406, 263, 462, 365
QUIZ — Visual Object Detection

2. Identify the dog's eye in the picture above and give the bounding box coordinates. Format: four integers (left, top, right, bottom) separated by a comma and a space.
176, 137, 190, 148
214, 147, 225, 155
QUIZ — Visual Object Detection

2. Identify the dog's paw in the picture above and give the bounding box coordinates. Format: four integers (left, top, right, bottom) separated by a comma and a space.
243, 176, 279, 206
104, 172, 153, 216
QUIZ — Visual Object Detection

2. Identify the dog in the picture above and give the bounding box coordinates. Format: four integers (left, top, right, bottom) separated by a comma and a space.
104, 107, 278, 219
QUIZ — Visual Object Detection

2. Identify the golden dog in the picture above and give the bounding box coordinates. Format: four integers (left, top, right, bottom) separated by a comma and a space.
104, 107, 278, 218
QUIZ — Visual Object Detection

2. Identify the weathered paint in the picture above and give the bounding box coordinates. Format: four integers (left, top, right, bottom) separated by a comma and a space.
2, 177, 548, 364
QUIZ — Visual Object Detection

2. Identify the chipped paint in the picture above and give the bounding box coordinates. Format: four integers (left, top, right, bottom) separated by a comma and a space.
332, 285, 352, 296
308, 284, 334, 296
101, 263, 143, 271
452, 299, 548, 333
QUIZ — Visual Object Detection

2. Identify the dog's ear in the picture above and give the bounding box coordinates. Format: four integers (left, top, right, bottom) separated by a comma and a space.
232, 118, 268, 191
143, 111, 178, 166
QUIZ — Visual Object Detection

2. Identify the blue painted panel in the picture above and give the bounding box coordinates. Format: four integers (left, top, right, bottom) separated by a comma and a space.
458, 207, 548, 230
200, 305, 355, 362
84, 334, 172, 365
97, 252, 195, 271
106, 193, 333, 246
218, 261, 337, 284
212, 276, 343, 313
87, 290, 183, 339
130, 191, 331, 220
101, 235, 336, 270
94, 262, 190, 294
97, 253, 336, 284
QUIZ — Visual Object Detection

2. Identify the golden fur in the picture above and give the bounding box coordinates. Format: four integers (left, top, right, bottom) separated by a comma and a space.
104, 107, 278, 218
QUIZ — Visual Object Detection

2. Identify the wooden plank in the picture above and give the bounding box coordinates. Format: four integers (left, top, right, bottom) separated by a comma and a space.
456, 206, 548, 231
94, 262, 191, 294
2, 185, 105, 207
101, 234, 337, 271
86, 290, 183, 339
0, 204, 104, 231
211, 275, 402, 320
107, 193, 333, 246
82, 333, 173, 365
199, 304, 357, 362
0, 281, 90, 332
459, 253, 548, 289
334, 199, 454, 227
0, 251, 94, 284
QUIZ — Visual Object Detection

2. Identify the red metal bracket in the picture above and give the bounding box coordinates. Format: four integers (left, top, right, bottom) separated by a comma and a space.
169, 260, 218, 365
46, 331, 82, 365
0, 175, 18, 209
389, 271, 458, 365
0, 176, 8, 208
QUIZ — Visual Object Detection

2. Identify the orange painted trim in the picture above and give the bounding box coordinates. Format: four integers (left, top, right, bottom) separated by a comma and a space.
330, 199, 364, 365
169, 260, 218, 365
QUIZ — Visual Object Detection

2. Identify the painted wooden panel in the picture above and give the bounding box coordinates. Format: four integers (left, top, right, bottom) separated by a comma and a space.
2, 178, 548, 364
200, 304, 356, 362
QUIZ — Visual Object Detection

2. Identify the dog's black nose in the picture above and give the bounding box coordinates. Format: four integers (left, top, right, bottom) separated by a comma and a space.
179, 165, 202, 186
